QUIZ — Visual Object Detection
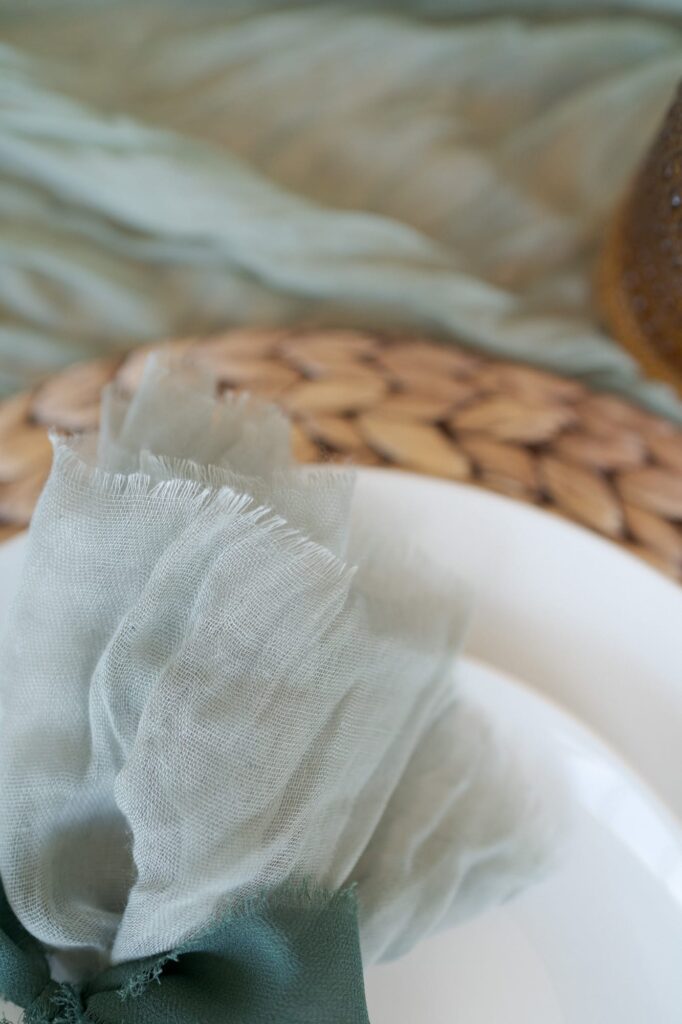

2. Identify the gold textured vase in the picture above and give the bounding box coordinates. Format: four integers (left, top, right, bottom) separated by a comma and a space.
598, 82, 682, 393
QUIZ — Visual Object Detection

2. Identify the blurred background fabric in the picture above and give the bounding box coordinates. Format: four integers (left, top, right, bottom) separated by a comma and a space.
1, 1, 682, 418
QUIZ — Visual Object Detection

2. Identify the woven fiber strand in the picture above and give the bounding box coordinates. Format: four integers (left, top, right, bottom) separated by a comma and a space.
0, 328, 681, 580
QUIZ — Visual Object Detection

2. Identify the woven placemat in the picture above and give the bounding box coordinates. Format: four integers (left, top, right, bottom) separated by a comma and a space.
1, 327, 681, 579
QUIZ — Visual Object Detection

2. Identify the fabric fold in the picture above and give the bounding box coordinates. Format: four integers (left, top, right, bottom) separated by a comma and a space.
0, 883, 371, 1024
0, 3, 681, 417
0, 359, 558, 982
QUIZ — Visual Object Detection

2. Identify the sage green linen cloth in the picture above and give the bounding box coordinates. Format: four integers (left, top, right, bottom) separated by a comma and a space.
0, 359, 556, 1004
0, 2, 681, 419
0, 882, 371, 1023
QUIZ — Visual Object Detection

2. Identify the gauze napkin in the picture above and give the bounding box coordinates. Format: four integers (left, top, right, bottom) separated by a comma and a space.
0, 357, 558, 984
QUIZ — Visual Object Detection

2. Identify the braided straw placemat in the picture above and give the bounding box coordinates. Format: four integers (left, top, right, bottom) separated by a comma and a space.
1, 328, 681, 579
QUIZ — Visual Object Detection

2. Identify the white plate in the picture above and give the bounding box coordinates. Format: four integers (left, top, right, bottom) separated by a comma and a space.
349, 469, 682, 818
1, 472, 681, 1021
365, 656, 682, 1023
2, 468, 681, 816
2, 468, 681, 817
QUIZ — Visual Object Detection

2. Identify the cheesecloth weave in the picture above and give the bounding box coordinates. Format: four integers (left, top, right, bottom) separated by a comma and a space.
0, 357, 557, 971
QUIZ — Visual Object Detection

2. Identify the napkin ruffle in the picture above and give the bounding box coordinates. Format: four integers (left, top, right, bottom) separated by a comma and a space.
0, 357, 559, 979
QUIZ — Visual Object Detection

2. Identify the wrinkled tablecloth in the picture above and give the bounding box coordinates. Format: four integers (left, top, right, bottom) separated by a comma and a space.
1, 1, 681, 419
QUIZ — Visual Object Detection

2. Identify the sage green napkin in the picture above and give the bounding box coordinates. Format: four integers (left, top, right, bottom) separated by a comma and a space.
0, 884, 371, 1023
0, 2, 681, 420
0, 358, 559, 1019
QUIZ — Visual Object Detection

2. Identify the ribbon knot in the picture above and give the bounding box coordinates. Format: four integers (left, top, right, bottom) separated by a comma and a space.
24, 981, 86, 1024
0, 886, 370, 1023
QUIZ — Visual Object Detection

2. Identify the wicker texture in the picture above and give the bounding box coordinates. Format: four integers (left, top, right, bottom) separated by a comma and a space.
1, 328, 681, 579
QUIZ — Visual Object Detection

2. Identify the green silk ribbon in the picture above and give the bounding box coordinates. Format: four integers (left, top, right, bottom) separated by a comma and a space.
0, 885, 370, 1023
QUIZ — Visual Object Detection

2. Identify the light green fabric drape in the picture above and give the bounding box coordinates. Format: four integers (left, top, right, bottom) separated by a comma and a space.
1, 2, 681, 419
